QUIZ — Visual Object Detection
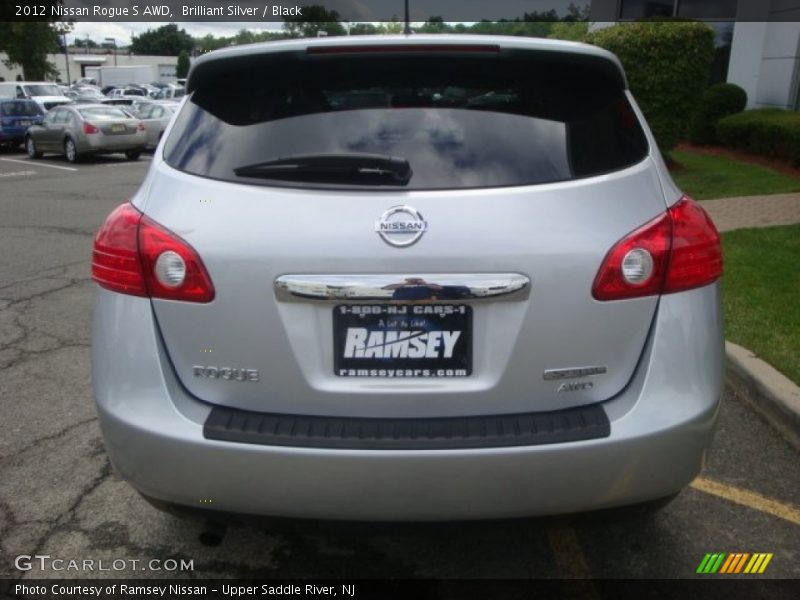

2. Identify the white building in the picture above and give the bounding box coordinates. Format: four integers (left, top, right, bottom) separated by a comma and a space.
0, 51, 177, 85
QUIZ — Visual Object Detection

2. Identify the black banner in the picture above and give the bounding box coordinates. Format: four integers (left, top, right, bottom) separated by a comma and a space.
3, 579, 800, 600
1, 0, 798, 23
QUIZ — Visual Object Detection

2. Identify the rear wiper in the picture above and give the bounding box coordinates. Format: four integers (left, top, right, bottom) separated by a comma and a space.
234, 153, 412, 186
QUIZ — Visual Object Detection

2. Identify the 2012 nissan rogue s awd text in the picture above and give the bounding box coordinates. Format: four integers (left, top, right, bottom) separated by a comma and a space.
91, 35, 723, 520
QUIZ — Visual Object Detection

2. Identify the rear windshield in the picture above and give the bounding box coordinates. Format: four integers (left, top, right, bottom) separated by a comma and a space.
79, 107, 130, 121
165, 54, 648, 190
23, 84, 61, 97
1, 101, 43, 117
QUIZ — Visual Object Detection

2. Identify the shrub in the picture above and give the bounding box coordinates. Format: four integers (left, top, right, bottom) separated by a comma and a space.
586, 21, 715, 154
689, 83, 748, 145
176, 50, 190, 79
717, 109, 800, 167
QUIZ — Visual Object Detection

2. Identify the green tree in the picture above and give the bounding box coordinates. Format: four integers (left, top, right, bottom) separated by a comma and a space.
467, 18, 556, 38
349, 23, 379, 36
176, 50, 190, 78
417, 16, 451, 34
74, 38, 99, 49
548, 21, 589, 41
0, 22, 71, 80
564, 2, 590, 21
587, 21, 715, 153
283, 5, 346, 38
232, 29, 258, 45
196, 33, 228, 54
130, 24, 194, 56
377, 17, 405, 34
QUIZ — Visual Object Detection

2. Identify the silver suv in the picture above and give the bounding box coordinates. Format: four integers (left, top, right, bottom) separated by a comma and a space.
91, 36, 723, 520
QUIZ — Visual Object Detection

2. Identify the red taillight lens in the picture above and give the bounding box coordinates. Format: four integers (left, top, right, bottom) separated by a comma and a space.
137, 122, 145, 131
307, 44, 500, 55
592, 196, 722, 301
138, 214, 215, 302
663, 197, 723, 293
92, 203, 146, 296
91, 202, 215, 302
83, 122, 99, 134
592, 212, 672, 301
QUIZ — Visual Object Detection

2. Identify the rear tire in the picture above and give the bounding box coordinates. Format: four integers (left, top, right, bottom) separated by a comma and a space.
125, 150, 141, 161
64, 138, 79, 163
25, 136, 42, 159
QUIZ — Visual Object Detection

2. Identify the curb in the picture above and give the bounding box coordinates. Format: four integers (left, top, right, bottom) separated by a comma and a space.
726, 341, 800, 449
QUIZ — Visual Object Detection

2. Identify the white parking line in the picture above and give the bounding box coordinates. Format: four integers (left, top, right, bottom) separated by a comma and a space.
0, 170, 36, 178
105, 161, 150, 167
0, 158, 78, 172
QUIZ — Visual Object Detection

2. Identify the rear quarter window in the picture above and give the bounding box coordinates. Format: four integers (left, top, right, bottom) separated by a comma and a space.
165, 51, 649, 191
79, 107, 131, 121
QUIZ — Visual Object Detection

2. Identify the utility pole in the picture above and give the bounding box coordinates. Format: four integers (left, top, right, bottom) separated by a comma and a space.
404, 0, 411, 34
105, 38, 117, 66
62, 32, 71, 84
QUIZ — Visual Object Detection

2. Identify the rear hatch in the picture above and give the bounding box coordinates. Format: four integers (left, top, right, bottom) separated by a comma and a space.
144, 39, 667, 418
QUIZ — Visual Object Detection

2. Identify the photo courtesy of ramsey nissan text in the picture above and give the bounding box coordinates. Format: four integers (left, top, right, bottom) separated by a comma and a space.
1, 0, 799, 598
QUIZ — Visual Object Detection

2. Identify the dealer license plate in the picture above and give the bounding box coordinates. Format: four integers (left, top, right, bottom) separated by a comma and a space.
333, 304, 472, 378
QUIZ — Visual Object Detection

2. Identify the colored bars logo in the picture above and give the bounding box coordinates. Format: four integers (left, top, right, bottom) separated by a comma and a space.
696, 553, 773, 574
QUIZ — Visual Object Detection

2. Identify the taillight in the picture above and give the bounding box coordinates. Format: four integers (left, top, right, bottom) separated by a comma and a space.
83, 122, 99, 134
592, 196, 721, 301
663, 197, 723, 293
307, 44, 499, 55
138, 212, 215, 302
137, 122, 145, 131
91, 202, 215, 302
91, 203, 146, 297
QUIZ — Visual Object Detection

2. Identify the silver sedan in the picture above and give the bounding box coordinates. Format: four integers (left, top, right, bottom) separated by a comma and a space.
134, 101, 179, 149
25, 104, 146, 162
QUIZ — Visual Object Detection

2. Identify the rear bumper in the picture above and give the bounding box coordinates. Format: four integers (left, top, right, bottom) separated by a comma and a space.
92, 284, 723, 520
0, 128, 27, 143
80, 132, 146, 153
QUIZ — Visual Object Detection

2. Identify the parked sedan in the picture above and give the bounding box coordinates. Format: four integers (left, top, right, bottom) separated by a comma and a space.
135, 101, 179, 149
0, 99, 44, 149
25, 104, 146, 162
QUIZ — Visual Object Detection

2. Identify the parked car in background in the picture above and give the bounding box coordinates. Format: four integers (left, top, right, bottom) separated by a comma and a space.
0, 99, 44, 149
25, 103, 145, 162
128, 97, 156, 114
135, 101, 179, 149
71, 84, 105, 95
137, 83, 162, 98
64, 88, 111, 104
103, 98, 136, 107
153, 84, 185, 100
91, 36, 724, 521
0, 81, 71, 111
107, 87, 147, 99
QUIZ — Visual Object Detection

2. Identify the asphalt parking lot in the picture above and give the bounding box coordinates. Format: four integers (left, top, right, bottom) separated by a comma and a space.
0, 148, 798, 582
